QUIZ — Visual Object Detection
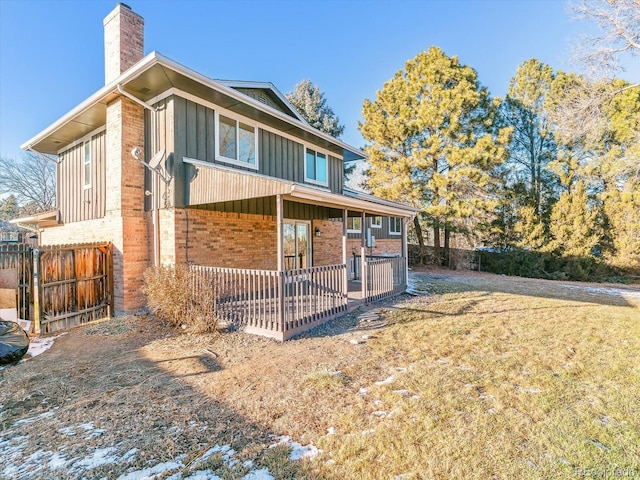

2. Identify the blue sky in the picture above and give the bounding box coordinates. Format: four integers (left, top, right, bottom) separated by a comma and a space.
0, 0, 637, 159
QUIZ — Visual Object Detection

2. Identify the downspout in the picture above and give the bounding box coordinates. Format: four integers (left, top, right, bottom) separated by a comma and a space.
117, 84, 161, 268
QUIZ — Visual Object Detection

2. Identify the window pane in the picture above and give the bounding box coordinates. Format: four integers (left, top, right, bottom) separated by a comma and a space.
316, 152, 327, 183
306, 149, 316, 180
238, 122, 255, 164
219, 115, 237, 159
84, 141, 91, 187
354, 217, 361, 231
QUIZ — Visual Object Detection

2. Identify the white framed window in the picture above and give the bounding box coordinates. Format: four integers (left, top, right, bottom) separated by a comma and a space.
389, 217, 402, 235
215, 111, 258, 169
83, 140, 91, 189
347, 216, 362, 233
305, 148, 328, 185
371, 216, 382, 228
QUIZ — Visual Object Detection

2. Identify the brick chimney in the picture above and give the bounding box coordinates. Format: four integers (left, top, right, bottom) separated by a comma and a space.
103, 3, 144, 84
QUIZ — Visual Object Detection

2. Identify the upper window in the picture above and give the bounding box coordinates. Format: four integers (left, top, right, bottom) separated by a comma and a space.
347, 216, 361, 233
389, 217, 402, 235
83, 141, 91, 189
371, 216, 382, 228
216, 113, 258, 168
305, 148, 328, 185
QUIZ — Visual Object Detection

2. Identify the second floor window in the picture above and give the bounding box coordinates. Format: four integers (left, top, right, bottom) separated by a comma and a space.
305, 148, 327, 185
389, 217, 402, 235
83, 140, 91, 188
216, 113, 257, 168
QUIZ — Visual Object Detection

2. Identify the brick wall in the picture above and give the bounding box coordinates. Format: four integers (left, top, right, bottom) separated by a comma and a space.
103, 4, 144, 84
158, 208, 278, 271
312, 219, 343, 266
347, 238, 402, 256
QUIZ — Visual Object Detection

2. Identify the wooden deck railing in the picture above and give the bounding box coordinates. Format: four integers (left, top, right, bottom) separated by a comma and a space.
190, 264, 347, 341
364, 256, 407, 302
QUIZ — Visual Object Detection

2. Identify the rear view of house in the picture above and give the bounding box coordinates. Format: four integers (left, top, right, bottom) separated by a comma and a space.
17, 3, 414, 339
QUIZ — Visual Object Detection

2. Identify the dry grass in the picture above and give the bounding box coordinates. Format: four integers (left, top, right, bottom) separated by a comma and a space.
1, 270, 638, 479
311, 273, 640, 479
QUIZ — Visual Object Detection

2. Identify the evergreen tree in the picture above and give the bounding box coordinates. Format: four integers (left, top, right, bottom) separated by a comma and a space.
286, 80, 345, 138
360, 47, 511, 260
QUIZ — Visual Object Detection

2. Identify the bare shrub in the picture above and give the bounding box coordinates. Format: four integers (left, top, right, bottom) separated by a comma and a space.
142, 265, 219, 334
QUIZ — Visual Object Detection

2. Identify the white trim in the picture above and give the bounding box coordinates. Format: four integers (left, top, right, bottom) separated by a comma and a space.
23, 52, 364, 160
83, 140, 92, 189
166, 88, 344, 162
371, 215, 382, 228
214, 111, 259, 170
346, 216, 362, 234
303, 147, 329, 187
57, 125, 106, 155
389, 217, 402, 235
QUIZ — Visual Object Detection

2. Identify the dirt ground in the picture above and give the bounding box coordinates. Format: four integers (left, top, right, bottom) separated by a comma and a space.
1, 268, 638, 479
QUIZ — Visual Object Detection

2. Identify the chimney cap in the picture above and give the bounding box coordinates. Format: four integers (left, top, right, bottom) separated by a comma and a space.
118, 2, 133, 10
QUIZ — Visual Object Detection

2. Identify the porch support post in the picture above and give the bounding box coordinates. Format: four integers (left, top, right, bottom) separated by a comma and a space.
342, 209, 348, 303
277, 194, 284, 272
361, 211, 367, 300
402, 216, 409, 289
276, 195, 285, 336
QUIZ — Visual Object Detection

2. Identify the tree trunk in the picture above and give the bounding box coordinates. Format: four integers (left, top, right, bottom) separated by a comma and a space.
443, 226, 450, 268
413, 216, 425, 247
433, 219, 441, 266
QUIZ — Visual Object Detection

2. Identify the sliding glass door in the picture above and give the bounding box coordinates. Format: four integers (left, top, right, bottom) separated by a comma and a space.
283, 221, 310, 270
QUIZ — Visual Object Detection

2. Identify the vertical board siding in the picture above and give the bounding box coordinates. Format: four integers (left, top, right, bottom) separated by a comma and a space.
145, 97, 174, 210
347, 216, 402, 240
173, 95, 346, 207
58, 130, 106, 223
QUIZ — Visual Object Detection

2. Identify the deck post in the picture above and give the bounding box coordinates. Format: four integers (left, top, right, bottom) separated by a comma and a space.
32, 248, 41, 335
402, 217, 409, 289
276, 195, 285, 335
361, 211, 367, 301
342, 209, 348, 302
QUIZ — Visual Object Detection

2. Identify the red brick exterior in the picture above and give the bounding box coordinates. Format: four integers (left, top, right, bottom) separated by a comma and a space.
103, 4, 144, 84
347, 238, 402, 257
158, 208, 278, 271
312, 219, 343, 266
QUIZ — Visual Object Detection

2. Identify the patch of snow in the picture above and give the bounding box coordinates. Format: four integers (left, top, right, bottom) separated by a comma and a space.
326, 427, 335, 435
183, 470, 222, 480
48, 452, 68, 470
361, 429, 375, 435
58, 426, 76, 436
198, 444, 235, 463
122, 448, 139, 462
71, 447, 119, 471
116, 461, 184, 480
392, 390, 410, 397
371, 411, 389, 418
242, 460, 254, 469
588, 440, 610, 451
15, 410, 55, 425
243, 467, 275, 480
374, 375, 395, 386
26, 333, 67, 359
357, 387, 368, 396
373, 400, 383, 406
269, 436, 321, 461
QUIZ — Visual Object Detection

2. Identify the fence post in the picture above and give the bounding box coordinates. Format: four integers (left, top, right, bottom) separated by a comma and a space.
32, 248, 41, 335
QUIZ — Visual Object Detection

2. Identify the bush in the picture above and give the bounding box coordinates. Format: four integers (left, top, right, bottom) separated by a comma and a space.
142, 265, 219, 334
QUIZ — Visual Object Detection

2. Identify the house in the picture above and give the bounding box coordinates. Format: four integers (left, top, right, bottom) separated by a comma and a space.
16, 3, 414, 339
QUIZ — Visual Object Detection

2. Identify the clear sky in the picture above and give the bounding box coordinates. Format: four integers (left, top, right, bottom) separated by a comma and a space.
0, 0, 637, 159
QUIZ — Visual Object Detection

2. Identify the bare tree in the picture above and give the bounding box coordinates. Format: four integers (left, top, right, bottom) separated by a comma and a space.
0, 152, 56, 213
570, 0, 640, 79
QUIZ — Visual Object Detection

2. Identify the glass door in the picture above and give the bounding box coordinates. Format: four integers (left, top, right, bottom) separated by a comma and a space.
283, 221, 310, 270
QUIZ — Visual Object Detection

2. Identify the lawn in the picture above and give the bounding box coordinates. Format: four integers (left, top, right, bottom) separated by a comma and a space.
1, 270, 638, 479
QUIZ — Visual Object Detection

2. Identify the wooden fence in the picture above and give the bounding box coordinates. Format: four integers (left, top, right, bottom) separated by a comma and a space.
0, 242, 113, 334
190, 264, 347, 341
364, 256, 407, 302
36, 243, 113, 334
0, 244, 32, 320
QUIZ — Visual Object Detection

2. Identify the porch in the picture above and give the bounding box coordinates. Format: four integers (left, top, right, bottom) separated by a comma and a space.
190, 255, 406, 341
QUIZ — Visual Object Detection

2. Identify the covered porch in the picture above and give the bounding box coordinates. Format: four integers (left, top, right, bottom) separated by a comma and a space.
181, 159, 414, 340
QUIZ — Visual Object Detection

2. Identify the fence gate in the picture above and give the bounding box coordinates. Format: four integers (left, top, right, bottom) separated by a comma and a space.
0, 244, 33, 321
35, 243, 113, 334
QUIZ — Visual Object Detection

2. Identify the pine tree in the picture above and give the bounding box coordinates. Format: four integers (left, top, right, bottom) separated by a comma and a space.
286, 80, 345, 138
360, 47, 511, 260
